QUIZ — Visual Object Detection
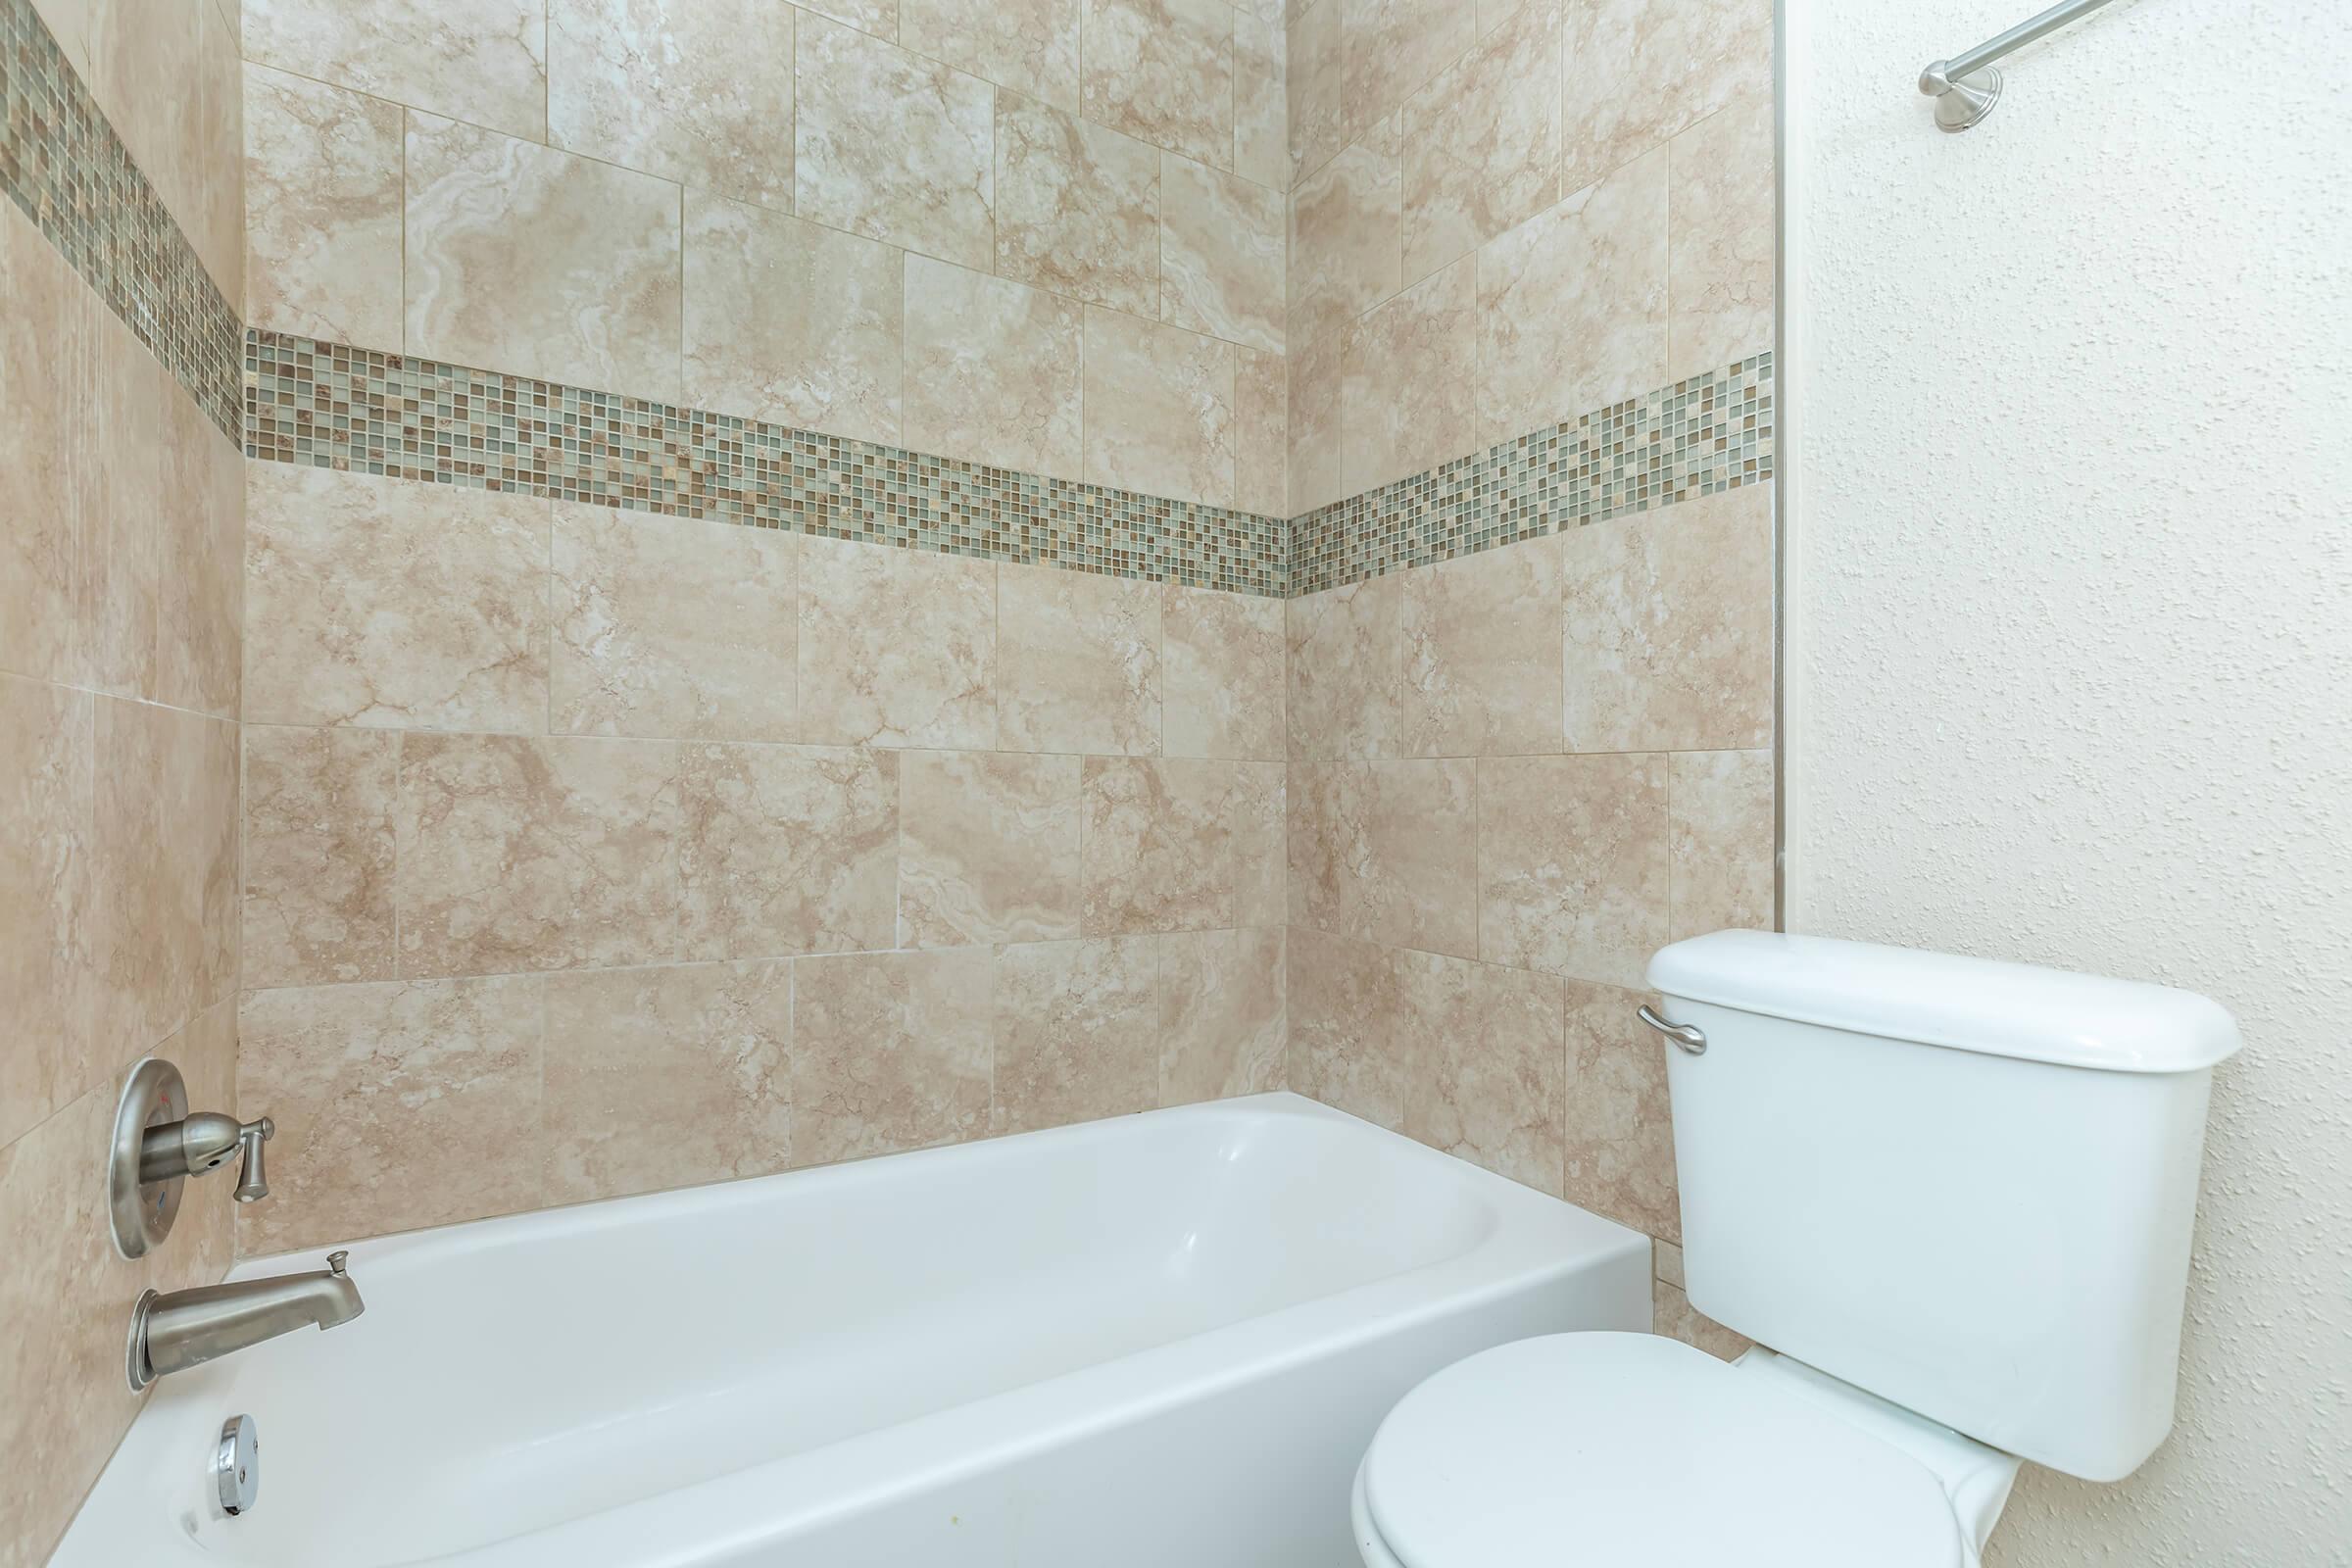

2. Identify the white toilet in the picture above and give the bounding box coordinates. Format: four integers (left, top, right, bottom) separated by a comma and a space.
1351, 930, 2241, 1568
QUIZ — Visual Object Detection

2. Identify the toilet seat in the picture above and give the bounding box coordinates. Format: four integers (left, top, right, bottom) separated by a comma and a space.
1355, 1333, 1969, 1568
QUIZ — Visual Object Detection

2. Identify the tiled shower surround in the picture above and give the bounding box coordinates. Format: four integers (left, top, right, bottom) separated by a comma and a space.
1, 0, 246, 1560
222, 0, 1774, 1314
5, 0, 1773, 1554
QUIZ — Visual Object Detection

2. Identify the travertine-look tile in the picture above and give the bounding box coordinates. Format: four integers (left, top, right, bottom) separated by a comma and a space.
1159, 927, 1285, 1104
0, 678, 90, 1150
1670, 750, 1775, 940
551, 505, 799, 741
1083, 307, 1237, 507
1288, 756, 1478, 956
1234, 6, 1287, 188
155, 387, 241, 720
1562, 977, 1679, 1238
1561, 484, 1774, 752
1082, 0, 1235, 170
898, 750, 1081, 948
88, 700, 237, 1056
1162, 155, 1285, 354
244, 465, 551, 733
1669, 93, 1776, 380
1234, 346, 1288, 516
904, 0, 1081, 111
543, 960, 792, 1203
406, 114, 683, 400
1290, 535, 1565, 759
189, 0, 245, 304
797, 16, 995, 270
1410, 535, 1567, 755
0, 208, 74, 685
1286, 576, 1386, 759
1474, 0, 1534, 33
0, 1077, 173, 1567
1288, 135, 1400, 354
1286, 331, 1345, 516
242, 63, 402, 346
1344, 254, 1478, 495
1163, 586, 1284, 760
0, 994, 224, 1561
994, 935, 1160, 1133
1477, 145, 1667, 446
1653, 1237, 1684, 1287
683, 195, 903, 444
1477, 752, 1669, 989
1400, 951, 1565, 1195
26, 0, 97, 84
798, 534, 998, 749
237, 976, 544, 1252
1082, 757, 1283, 934
245, 0, 549, 140
1285, 0, 1345, 185
903, 258, 1085, 480
792, 947, 994, 1165
396, 734, 688, 976
1343, 0, 1473, 137
74, 291, 162, 701
549, 0, 795, 210
1401, 0, 1559, 284
995, 93, 1160, 315
1562, 0, 1769, 198
1286, 924, 1407, 1126
800, 0, 899, 37
999, 564, 1163, 755
677, 742, 900, 959
242, 726, 398, 990
85, 0, 206, 291
1656, 1278, 1752, 1360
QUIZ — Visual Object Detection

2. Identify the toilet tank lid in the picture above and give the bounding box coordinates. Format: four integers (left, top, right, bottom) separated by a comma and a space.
1648, 931, 2241, 1074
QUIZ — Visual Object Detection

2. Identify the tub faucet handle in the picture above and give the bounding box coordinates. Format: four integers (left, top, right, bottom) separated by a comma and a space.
232, 1117, 273, 1203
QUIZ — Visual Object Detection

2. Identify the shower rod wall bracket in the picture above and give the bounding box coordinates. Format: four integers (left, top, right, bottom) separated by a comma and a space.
1918, 0, 2122, 133
1920, 61, 2004, 132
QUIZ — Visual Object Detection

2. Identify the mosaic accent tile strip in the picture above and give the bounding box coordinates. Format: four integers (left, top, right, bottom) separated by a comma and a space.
246, 330, 1293, 600
0, 0, 242, 440
1289, 354, 1774, 597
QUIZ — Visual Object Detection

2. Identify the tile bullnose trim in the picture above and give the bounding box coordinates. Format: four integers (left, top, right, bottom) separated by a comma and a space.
1292, 353, 1776, 596
0, 0, 242, 441
244, 329, 1292, 601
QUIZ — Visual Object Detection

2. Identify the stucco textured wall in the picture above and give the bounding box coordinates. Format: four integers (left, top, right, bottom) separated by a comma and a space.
1783, 0, 2350, 1562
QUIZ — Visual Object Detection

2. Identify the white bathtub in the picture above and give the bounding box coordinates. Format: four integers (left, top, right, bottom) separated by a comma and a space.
56, 1093, 1647, 1567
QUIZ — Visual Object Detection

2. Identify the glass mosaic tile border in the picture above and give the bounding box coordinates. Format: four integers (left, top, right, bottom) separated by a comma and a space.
1290, 354, 1774, 597
0, 0, 242, 440
246, 330, 1293, 600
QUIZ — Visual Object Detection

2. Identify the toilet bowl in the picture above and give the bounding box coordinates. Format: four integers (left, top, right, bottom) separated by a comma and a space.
1349, 1333, 2020, 1568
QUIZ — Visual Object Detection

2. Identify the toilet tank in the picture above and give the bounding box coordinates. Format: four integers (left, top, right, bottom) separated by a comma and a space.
1648, 931, 2239, 1483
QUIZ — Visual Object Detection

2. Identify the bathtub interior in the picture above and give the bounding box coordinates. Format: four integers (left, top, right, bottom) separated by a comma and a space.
156, 1099, 1514, 1564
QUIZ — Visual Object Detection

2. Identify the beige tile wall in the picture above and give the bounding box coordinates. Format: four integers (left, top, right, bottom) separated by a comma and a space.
237, 465, 1290, 1255
30, 0, 246, 300
241, 0, 1292, 514
1280, 0, 1776, 1361
0, 13, 248, 1546
1283, 0, 1773, 512
1285, 492, 1775, 1359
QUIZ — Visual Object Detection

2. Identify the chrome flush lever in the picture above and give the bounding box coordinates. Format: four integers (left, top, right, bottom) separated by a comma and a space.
1637, 1004, 1707, 1055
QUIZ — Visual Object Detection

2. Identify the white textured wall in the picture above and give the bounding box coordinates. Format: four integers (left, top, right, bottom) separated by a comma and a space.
1783, 0, 2351, 1562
